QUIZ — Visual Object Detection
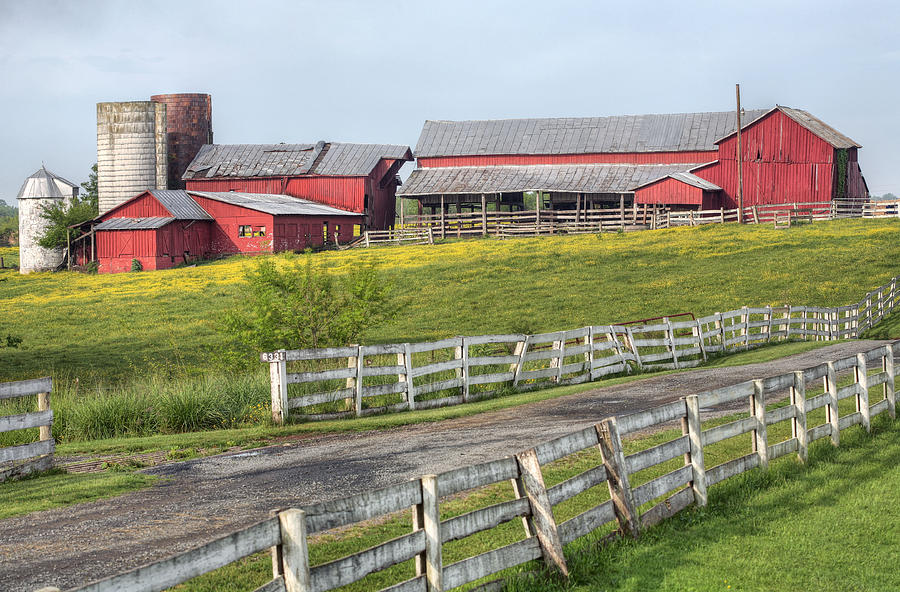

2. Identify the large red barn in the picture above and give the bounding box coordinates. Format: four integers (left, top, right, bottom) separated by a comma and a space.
182, 142, 412, 230
93, 189, 363, 273
399, 106, 867, 213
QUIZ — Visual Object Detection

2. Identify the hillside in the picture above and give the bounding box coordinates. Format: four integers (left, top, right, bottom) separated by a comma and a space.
1, 219, 898, 384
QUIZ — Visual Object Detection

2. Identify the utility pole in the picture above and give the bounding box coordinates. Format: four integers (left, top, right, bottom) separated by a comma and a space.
736, 83, 744, 223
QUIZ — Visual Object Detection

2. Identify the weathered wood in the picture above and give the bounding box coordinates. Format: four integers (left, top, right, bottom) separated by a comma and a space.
438, 457, 519, 497
360, 364, 407, 378
70, 518, 281, 592
701, 417, 757, 447
458, 340, 469, 402
765, 405, 796, 426
856, 353, 871, 432
274, 346, 360, 362
618, 400, 686, 436
792, 371, 808, 462
36, 392, 52, 442
684, 395, 708, 507
767, 437, 799, 461
309, 531, 427, 592
0, 439, 53, 464
280, 510, 311, 592
441, 498, 530, 543
597, 418, 639, 538
0, 377, 52, 400
807, 423, 832, 443
750, 380, 769, 470
467, 354, 520, 367
706, 453, 760, 486
361, 382, 408, 398
838, 411, 863, 431
624, 436, 689, 474
515, 448, 568, 576
534, 426, 598, 465
270, 357, 288, 425
761, 373, 794, 393
870, 398, 891, 417
441, 538, 542, 590
558, 500, 616, 544
632, 465, 692, 508
884, 345, 896, 419
547, 465, 608, 506
409, 359, 463, 379
289, 389, 356, 410
467, 372, 515, 386
420, 475, 442, 592
0, 409, 53, 434
697, 380, 756, 408
413, 379, 464, 398
303, 480, 422, 534
253, 577, 287, 592
287, 367, 356, 384
407, 338, 463, 354
640, 486, 694, 529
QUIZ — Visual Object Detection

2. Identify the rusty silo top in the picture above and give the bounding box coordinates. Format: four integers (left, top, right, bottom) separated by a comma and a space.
151, 93, 213, 190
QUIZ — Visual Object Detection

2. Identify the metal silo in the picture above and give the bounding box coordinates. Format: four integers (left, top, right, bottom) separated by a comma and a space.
150, 93, 213, 190
17, 166, 78, 273
96, 101, 168, 214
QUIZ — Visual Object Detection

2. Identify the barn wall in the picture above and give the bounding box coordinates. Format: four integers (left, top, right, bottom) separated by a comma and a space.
185, 176, 369, 214
101, 191, 172, 219
97, 228, 161, 273
634, 178, 706, 206
417, 151, 717, 168
190, 195, 275, 254
273, 214, 362, 250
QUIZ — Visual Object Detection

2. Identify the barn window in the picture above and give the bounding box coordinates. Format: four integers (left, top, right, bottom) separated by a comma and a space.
253, 226, 266, 237
238, 225, 252, 237
323, 222, 329, 243
353, 224, 361, 237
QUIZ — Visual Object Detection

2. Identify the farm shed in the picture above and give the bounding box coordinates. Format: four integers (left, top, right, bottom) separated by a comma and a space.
93, 189, 363, 273
182, 142, 412, 230
400, 106, 868, 214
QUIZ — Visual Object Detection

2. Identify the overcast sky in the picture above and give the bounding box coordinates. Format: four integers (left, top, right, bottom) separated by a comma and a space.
1, 0, 898, 204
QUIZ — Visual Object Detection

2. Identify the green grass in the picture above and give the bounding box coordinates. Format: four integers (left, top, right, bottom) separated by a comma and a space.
164, 382, 900, 592
0, 469, 158, 520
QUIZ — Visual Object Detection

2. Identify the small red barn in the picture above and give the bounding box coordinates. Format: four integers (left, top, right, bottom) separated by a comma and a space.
182, 142, 412, 230
93, 189, 363, 273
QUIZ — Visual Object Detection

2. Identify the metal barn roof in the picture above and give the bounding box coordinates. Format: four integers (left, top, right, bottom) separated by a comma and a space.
714, 106, 861, 149
147, 190, 213, 220
17, 166, 79, 199
95, 217, 176, 230
183, 142, 412, 180
398, 164, 710, 196
188, 191, 361, 216
413, 110, 770, 158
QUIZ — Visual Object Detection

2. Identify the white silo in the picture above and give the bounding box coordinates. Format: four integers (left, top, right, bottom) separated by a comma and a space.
97, 101, 168, 214
17, 166, 78, 273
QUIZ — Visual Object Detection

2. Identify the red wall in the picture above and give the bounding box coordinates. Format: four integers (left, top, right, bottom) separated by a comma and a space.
102, 192, 172, 219
635, 178, 721, 208
97, 222, 213, 273
418, 151, 717, 168
190, 195, 275, 254
273, 215, 362, 250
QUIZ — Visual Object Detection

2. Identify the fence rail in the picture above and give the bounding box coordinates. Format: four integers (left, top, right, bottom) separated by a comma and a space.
64, 340, 900, 592
262, 274, 900, 424
0, 376, 54, 482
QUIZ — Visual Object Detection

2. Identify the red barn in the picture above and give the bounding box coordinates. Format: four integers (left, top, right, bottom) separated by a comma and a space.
93, 189, 363, 273
399, 106, 867, 213
182, 142, 412, 230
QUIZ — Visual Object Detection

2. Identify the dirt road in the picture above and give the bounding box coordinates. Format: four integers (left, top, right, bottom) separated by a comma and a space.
1, 340, 891, 592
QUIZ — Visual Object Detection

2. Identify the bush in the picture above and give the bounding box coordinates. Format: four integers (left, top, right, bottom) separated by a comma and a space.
131, 259, 143, 272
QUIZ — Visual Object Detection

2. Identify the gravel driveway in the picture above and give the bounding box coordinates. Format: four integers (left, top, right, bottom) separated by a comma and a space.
2, 340, 892, 592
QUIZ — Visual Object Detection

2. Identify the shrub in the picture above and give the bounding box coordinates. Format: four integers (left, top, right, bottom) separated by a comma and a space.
131, 259, 143, 272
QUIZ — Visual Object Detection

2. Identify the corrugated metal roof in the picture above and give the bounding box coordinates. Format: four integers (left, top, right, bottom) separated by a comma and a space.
413, 110, 770, 158
188, 191, 361, 217
95, 217, 175, 230
666, 172, 721, 191
398, 164, 706, 196
713, 106, 861, 149
17, 167, 65, 199
183, 142, 412, 179
148, 190, 212, 220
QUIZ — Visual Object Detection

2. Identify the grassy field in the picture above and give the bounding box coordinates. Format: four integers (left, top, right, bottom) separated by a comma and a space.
2, 219, 898, 385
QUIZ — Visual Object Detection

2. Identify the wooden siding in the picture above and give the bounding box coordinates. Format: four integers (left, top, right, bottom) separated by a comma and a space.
97, 221, 213, 273
418, 152, 717, 168
190, 195, 276, 254
635, 177, 720, 209
101, 191, 172, 219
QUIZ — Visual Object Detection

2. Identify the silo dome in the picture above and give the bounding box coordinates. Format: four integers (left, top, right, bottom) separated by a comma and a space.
17, 166, 77, 273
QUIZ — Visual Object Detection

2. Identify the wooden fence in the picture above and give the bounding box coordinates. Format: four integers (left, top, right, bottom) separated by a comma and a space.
0, 377, 54, 482
64, 340, 900, 592
261, 275, 899, 424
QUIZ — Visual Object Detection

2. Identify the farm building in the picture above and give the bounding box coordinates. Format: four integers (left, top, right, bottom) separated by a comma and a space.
399, 105, 868, 213
182, 142, 413, 230
92, 188, 363, 273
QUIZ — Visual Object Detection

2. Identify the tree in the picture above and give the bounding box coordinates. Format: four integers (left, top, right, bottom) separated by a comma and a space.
217, 257, 392, 367
37, 164, 99, 251
0, 200, 16, 246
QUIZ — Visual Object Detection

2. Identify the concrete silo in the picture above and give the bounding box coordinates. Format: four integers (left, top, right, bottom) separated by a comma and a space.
17, 166, 79, 273
150, 93, 213, 190
96, 101, 168, 214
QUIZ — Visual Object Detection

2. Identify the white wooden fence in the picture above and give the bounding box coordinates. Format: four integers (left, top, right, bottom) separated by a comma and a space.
261, 275, 899, 424
1, 377, 54, 482
62, 340, 899, 592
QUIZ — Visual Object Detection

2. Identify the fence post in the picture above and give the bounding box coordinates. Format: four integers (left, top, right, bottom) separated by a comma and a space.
402, 344, 415, 410
552, 338, 566, 383
597, 417, 640, 537
784, 305, 793, 340
585, 326, 595, 379
715, 312, 725, 350
856, 353, 871, 432
512, 336, 530, 387
37, 390, 52, 442
694, 319, 707, 361
625, 326, 643, 370
751, 379, 769, 470
345, 347, 358, 411
417, 475, 443, 592
457, 338, 469, 402
764, 306, 773, 342
355, 348, 366, 417
826, 361, 840, 446
515, 448, 568, 576
270, 352, 288, 426
364, 232, 370, 248
741, 306, 750, 349
664, 318, 679, 369
792, 371, 808, 463
884, 344, 896, 420
279, 509, 311, 592
509, 475, 535, 538
684, 395, 708, 507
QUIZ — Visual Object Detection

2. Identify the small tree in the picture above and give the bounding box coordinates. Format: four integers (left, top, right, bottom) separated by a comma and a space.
37, 164, 99, 252
218, 257, 392, 367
